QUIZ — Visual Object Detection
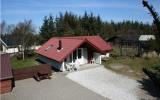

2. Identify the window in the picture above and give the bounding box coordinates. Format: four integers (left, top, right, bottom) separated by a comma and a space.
64, 58, 67, 62
78, 49, 82, 58
73, 50, 77, 62
69, 54, 72, 62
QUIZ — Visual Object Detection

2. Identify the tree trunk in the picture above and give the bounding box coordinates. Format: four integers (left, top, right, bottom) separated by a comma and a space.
21, 46, 25, 60
22, 51, 25, 60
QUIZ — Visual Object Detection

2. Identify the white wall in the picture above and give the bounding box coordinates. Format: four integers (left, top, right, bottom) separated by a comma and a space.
83, 48, 88, 64
2, 45, 7, 52
5, 47, 19, 54
101, 53, 110, 58
65, 48, 88, 65
30, 45, 41, 50
2, 45, 41, 54
94, 52, 102, 64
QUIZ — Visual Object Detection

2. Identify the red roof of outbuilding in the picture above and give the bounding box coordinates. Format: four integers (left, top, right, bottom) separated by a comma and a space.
36, 36, 112, 62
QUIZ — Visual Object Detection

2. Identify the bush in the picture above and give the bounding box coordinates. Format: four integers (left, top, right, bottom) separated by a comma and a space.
144, 64, 160, 87
16, 54, 23, 60
147, 39, 160, 53
24, 50, 36, 57
152, 64, 160, 71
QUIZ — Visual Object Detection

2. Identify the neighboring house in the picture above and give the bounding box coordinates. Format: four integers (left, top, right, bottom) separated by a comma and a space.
0, 38, 40, 54
139, 35, 155, 41
30, 45, 41, 50
36, 36, 112, 71
0, 38, 20, 54
139, 35, 156, 53
106, 34, 156, 56
0, 52, 14, 94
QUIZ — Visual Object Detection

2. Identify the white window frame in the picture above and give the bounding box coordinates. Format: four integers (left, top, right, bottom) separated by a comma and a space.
68, 48, 83, 63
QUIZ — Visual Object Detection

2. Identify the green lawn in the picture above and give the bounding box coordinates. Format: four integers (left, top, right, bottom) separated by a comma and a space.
11, 57, 39, 69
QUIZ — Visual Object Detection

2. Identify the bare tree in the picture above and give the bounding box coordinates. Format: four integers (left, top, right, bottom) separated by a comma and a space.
12, 20, 35, 60
0, 21, 6, 34
0, 21, 15, 35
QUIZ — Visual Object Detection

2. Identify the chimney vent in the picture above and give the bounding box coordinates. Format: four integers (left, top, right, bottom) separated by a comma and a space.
57, 40, 62, 50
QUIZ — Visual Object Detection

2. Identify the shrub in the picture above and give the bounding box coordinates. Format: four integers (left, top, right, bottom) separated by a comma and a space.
24, 50, 36, 57
144, 64, 160, 87
16, 54, 23, 60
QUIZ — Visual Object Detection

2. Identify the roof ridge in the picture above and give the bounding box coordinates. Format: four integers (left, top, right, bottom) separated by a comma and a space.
50, 35, 100, 40
51, 37, 85, 40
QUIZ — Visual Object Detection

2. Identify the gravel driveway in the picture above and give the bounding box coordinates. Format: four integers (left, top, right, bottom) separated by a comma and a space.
66, 66, 156, 100
1, 73, 105, 100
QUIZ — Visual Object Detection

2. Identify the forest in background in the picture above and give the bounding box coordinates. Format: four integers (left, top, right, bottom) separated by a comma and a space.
39, 12, 156, 43
1, 11, 157, 45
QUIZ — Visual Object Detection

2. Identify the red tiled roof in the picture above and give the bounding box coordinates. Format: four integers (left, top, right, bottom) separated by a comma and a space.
0, 53, 13, 80
36, 35, 112, 62
78, 36, 112, 52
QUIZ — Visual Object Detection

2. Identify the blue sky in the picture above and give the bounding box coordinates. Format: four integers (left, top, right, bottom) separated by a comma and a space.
1, 0, 160, 30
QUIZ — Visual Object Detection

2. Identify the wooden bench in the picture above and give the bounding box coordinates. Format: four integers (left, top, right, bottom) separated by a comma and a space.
34, 65, 52, 81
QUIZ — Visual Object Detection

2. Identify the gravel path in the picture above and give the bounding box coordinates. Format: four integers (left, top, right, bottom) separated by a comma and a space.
67, 66, 143, 100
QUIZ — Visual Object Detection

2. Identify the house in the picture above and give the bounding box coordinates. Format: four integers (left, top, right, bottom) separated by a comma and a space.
0, 38, 20, 54
139, 35, 155, 41
139, 35, 156, 51
0, 38, 41, 54
0, 52, 14, 94
36, 36, 112, 71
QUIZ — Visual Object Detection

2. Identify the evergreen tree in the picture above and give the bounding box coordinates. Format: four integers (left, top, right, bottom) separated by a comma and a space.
39, 15, 55, 43
38, 11, 156, 42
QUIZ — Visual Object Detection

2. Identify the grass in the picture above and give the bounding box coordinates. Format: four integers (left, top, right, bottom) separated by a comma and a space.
103, 57, 160, 79
11, 57, 39, 69
105, 57, 160, 71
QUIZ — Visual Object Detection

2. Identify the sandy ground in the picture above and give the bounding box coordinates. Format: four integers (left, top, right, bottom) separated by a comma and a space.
1, 73, 105, 100
67, 66, 159, 100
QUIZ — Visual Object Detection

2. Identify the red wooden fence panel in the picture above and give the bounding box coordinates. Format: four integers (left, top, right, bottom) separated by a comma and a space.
13, 64, 52, 80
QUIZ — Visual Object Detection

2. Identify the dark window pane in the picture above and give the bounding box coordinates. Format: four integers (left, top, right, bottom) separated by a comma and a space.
73, 50, 77, 62
69, 54, 72, 62
78, 49, 82, 58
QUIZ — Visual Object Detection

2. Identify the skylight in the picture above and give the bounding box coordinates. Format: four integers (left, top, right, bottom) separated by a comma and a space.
45, 44, 53, 51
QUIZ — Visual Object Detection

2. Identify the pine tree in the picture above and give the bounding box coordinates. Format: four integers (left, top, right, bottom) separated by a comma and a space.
39, 15, 55, 43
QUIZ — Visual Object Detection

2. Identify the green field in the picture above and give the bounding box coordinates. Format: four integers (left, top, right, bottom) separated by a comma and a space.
11, 57, 39, 69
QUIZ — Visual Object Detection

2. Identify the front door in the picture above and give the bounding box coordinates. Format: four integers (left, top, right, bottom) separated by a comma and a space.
87, 49, 93, 63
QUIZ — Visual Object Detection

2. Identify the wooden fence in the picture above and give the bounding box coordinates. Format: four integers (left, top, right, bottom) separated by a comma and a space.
13, 64, 52, 80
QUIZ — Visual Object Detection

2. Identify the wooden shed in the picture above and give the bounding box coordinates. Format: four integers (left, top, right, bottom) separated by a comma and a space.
0, 52, 14, 94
